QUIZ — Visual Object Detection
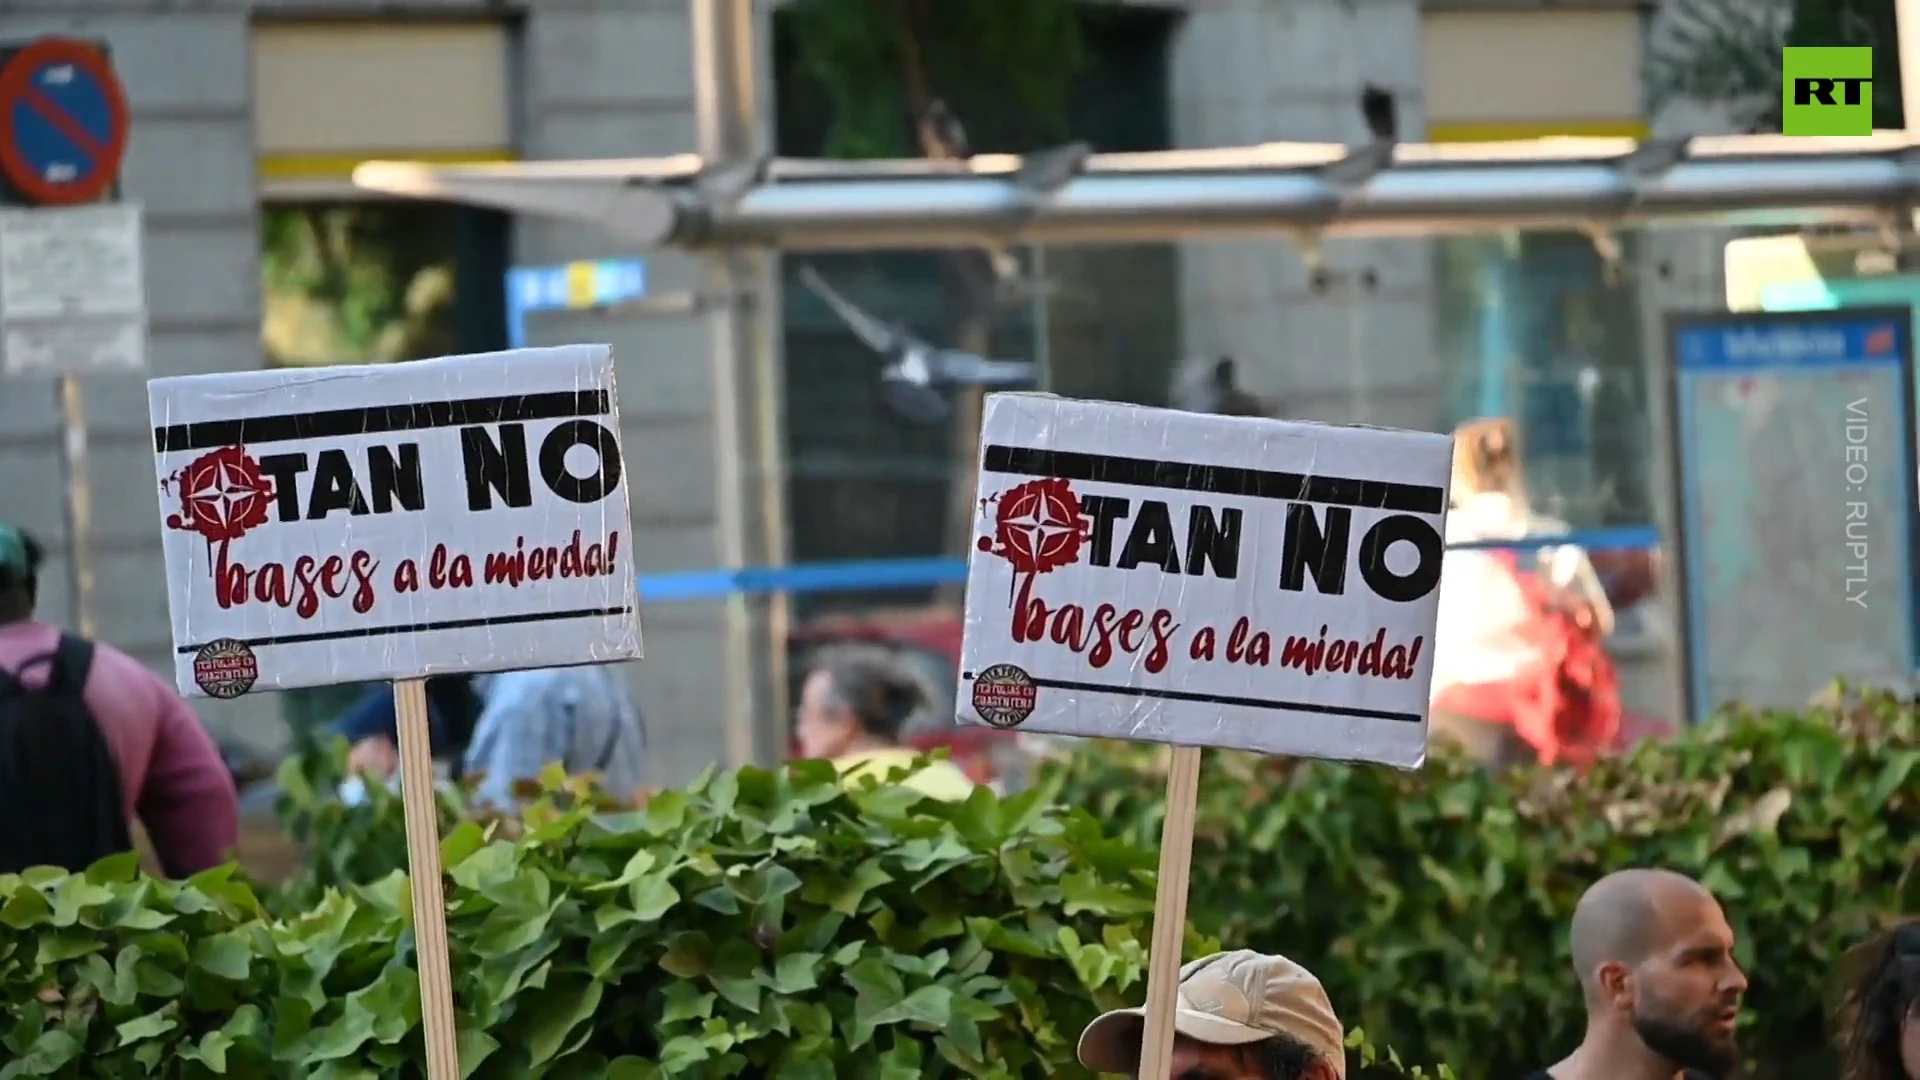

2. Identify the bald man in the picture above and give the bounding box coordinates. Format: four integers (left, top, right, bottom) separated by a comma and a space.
1527, 869, 1749, 1080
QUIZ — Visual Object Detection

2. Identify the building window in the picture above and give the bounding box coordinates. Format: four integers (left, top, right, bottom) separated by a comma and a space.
259, 199, 508, 743
1434, 232, 1653, 527
262, 202, 508, 368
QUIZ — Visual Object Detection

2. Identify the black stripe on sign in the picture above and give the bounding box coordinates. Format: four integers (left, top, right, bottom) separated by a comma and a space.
153, 390, 611, 454
176, 606, 632, 653
981, 444, 1445, 515
963, 671, 1424, 724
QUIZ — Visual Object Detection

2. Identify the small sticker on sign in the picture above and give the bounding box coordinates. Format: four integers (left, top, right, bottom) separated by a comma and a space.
971, 663, 1037, 728
192, 638, 258, 699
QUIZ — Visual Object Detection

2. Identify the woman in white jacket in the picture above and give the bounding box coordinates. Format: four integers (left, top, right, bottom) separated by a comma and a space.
1430, 418, 1615, 765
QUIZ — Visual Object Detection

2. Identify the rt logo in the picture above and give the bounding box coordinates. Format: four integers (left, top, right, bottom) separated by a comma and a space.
1782, 47, 1873, 135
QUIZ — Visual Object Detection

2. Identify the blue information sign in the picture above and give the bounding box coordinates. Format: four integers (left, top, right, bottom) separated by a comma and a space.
1666, 307, 1920, 719
504, 259, 648, 348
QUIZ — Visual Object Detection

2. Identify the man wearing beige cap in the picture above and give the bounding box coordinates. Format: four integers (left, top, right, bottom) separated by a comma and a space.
1076, 950, 1346, 1079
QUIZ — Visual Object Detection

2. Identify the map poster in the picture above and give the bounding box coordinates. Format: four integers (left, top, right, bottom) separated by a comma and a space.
1665, 307, 1920, 721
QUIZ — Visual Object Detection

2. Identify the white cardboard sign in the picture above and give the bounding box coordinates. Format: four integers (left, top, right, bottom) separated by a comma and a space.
956, 394, 1452, 768
148, 344, 642, 698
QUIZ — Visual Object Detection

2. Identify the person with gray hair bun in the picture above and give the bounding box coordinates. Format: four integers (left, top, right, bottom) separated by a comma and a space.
793, 646, 974, 801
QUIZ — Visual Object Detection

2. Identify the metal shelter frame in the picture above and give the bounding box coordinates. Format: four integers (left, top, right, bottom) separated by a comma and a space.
356, 132, 1920, 254
352, 0, 1920, 766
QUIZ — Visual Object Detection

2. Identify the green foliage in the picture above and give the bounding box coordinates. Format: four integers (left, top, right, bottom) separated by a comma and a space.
15, 696, 1903, 1078
2, 754, 1182, 1077
781, 0, 1086, 157
260, 204, 461, 368
1047, 690, 1920, 1079
1787, 0, 1901, 128
269, 739, 472, 913
1644, 0, 1789, 127
1646, 0, 1901, 131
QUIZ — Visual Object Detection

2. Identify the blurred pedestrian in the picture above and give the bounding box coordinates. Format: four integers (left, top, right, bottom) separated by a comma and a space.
339, 664, 647, 808
794, 647, 973, 801
335, 675, 486, 778
1529, 868, 1747, 1080
1839, 919, 1919, 1080
0, 523, 237, 875
1430, 417, 1620, 767
1074, 950, 1345, 1079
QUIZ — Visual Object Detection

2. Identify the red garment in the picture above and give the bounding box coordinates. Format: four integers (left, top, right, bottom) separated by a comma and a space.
1432, 552, 1621, 766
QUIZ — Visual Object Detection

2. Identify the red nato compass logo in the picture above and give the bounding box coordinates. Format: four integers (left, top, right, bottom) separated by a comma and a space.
162, 446, 273, 698
968, 477, 1089, 728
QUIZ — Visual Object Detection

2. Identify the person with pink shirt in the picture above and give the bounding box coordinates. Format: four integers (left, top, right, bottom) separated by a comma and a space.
0, 524, 237, 876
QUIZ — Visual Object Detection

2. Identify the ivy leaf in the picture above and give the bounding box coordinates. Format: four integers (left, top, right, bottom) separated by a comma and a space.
455, 1028, 498, 1079
770, 951, 823, 995
607, 1057, 664, 1080
177, 1029, 234, 1072
707, 939, 764, 1013
191, 931, 253, 981
115, 1008, 178, 1045
35, 929, 102, 966
520, 978, 604, 1066
867, 985, 954, 1030
660, 982, 717, 1025
0, 1029, 80, 1079
629, 872, 681, 922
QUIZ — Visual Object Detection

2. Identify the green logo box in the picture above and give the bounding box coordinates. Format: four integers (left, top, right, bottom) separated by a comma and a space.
1782, 47, 1874, 135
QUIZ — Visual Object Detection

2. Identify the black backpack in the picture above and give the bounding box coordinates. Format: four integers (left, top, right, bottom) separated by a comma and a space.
426, 675, 484, 780
0, 634, 134, 874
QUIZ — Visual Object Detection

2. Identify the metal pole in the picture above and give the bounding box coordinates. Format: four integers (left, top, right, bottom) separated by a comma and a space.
56, 375, 94, 637
748, 250, 792, 761
1030, 245, 1052, 391
692, 0, 789, 767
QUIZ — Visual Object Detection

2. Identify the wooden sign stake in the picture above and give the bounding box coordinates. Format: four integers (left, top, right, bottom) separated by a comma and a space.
1137, 744, 1203, 1080
394, 677, 461, 1079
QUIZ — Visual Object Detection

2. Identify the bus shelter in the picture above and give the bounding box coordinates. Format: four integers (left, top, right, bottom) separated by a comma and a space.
353, 0, 1920, 765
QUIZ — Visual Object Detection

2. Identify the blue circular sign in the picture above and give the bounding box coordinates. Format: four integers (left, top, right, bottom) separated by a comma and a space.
0, 38, 130, 205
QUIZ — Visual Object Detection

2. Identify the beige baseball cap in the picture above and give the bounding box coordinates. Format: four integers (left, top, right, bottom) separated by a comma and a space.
1076, 950, 1346, 1077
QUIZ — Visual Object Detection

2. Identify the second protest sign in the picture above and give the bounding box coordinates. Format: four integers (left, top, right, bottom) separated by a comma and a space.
957, 393, 1452, 1080
959, 393, 1448, 765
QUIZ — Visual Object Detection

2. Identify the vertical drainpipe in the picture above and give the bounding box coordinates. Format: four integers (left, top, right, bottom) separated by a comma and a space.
1475, 238, 1513, 421
691, 0, 791, 768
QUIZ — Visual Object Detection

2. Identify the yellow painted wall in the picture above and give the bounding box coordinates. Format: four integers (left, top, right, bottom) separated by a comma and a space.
253, 21, 515, 194
1424, 9, 1648, 142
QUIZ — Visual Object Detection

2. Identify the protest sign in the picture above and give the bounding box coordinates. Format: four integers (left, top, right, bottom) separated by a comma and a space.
148, 344, 642, 696
148, 343, 641, 1080
957, 393, 1451, 1080
959, 393, 1449, 765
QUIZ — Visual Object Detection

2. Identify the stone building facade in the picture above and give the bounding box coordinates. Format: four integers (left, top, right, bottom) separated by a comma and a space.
0, 0, 1680, 783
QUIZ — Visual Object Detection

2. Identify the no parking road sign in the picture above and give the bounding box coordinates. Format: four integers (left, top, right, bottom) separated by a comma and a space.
0, 38, 130, 206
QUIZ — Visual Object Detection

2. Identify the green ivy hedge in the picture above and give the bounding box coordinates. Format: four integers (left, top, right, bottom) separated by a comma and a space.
1, 748, 1450, 1079
12, 692, 1902, 1079
1045, 690, 1920, 1080
3, 758, 1187, 1078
